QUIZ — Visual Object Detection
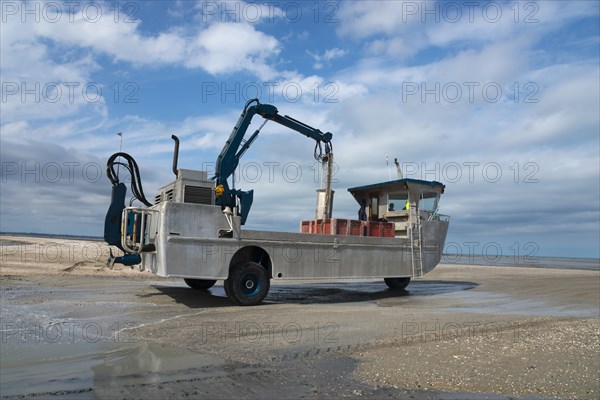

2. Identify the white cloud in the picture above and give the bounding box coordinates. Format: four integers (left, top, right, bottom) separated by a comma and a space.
0, 29, 103, 124
494, 66, 600, 148
307, 47, 348, 69
337, 1, 599, 58
333, 39, 532, 107
365, 37, 418, 58
192, 132, 219, 149
337, 1, 416, 39
0, 1, 283, 145
323, 48, 348, 61
184, 23, 280, 79
1, 3, 281, 78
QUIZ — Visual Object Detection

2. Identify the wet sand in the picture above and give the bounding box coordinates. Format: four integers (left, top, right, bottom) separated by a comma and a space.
1, 235, 598, 399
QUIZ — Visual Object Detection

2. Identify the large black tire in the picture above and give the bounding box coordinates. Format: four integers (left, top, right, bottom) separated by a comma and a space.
184, 278, 217, 290
223, 276, 233, 299
226, 262, 270, 306
384, 277, 411, 290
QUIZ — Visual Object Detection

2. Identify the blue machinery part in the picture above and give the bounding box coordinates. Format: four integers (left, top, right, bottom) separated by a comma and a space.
104, 152, 151, 266
232, 189, 254, 225
109, 252, 142, 267
213, 98, 333, 224
104, 182, 126, 250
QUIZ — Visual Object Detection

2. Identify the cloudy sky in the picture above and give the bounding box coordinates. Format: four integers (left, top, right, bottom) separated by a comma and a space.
1, 1, 599, 259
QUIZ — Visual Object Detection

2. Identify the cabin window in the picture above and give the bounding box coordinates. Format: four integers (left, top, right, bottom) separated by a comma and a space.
419, 193, 439, 212
388, 193, 409, 211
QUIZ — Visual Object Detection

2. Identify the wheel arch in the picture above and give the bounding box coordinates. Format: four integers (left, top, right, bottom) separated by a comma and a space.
229, 246, 272, 278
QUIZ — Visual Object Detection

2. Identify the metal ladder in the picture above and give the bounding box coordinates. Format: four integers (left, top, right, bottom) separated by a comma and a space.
410, 206, 424, 277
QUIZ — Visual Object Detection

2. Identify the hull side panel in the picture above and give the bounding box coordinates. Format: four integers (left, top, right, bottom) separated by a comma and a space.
141, 203, 449, 280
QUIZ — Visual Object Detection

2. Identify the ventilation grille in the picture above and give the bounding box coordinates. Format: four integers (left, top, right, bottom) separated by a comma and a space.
155, 188, 174, 204
184, 185, 212, 204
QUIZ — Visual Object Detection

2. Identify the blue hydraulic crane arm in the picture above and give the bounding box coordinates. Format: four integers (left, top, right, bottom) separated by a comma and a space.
214, 100, 271, 183
215, 99, 332, 185
213, 98, 333, 224
262, 112, 333, 143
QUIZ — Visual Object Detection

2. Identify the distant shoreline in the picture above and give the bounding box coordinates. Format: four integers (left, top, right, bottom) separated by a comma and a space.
1, 232, 598, 271
0, 231, 103, 242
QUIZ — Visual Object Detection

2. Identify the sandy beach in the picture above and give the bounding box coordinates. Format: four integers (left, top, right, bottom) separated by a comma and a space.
1, 235, 598, 399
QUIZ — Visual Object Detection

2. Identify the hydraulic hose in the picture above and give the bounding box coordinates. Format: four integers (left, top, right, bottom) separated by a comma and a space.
313, 139, 333, 162
106, 152, 152, 207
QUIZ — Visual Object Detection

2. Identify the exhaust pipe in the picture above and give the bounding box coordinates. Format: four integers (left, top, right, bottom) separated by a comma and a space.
171, 134, 179, 177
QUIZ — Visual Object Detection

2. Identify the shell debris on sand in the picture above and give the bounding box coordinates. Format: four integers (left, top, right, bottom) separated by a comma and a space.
356, 317, 599, 398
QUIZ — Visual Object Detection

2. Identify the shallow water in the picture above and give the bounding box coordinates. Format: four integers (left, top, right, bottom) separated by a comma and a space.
0, 279, 477, 397
1, 340, 228, 397
442, 254, 599, 270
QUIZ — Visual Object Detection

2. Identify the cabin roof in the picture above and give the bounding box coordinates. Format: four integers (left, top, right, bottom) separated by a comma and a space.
347, 178, 445, 195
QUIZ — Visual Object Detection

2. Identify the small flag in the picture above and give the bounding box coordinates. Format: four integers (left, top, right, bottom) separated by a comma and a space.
117, 132, 122, 137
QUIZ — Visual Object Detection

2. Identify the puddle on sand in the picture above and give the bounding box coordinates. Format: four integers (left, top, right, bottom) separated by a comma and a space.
437, 290, 600, 318
0, 341, 226, 398
267, 280, 477, 304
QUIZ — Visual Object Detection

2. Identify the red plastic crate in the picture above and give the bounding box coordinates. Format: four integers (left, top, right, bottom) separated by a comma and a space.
349, 220, 363, 236
321, 219, 333, 234
301, 219, 371, 236
321, 218, 349, 235
335, 219, 349, 235
300, 219, 352, 235
312, 219, 325, 234
361, 221, 369, 236
381, 222, 395, 238
368, 221, 382, 237
300, 220, 312, 233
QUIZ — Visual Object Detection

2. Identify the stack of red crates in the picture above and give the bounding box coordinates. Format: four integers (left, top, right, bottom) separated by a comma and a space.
366, 221, 395, 237
318, 219, 349, 235
300, 219, 394, 237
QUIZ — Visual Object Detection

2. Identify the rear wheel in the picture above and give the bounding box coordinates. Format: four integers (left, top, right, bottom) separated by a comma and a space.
226, 262, 270, 306
384, 277, 411, 290
223, 276, 233, 299
184, 278, 217, 290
